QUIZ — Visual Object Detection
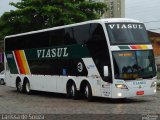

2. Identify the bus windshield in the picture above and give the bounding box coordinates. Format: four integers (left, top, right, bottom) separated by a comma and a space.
105, 23, 150, 45
113, 50, 156, 80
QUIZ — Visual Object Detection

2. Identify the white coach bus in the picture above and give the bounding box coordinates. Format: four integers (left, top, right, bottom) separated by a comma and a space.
4, 18, 157, 101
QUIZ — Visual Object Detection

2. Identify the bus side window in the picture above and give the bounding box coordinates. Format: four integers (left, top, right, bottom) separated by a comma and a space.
49, 29, 65, 46
64, 28, 76, 45
87, 23, 112, 82
73, 24, 90, 45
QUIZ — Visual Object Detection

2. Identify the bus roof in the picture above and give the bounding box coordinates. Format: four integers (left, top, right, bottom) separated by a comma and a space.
5, 18, 141, 39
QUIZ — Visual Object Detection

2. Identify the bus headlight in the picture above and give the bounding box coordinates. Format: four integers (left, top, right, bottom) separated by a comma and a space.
117, 93, 122, 97
115, 84, 128, 89
151, 81, 157, 88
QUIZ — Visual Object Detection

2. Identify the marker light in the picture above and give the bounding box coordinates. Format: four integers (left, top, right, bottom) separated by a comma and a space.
115, 84, 128, 89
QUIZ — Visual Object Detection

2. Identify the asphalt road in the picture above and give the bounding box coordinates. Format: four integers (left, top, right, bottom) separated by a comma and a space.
0, 85, 160, 120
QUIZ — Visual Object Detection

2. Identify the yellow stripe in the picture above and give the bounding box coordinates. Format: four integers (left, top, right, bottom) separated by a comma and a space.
140, 45, 148, 49
19, 50, 30, 75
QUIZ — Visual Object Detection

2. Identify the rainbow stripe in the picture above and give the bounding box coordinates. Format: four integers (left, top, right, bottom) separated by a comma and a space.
14, 50, 30, 75
118, 45, 149, 50
110, 45, 152, 51
130, 45, 148, 49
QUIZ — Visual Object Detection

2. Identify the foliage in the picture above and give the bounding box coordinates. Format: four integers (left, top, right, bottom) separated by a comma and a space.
0, 0, 108, 44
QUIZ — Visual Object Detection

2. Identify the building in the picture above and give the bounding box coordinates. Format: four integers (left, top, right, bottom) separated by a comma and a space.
104, 0, 125, 18
92, 0, 125, 18
148, 31, 160, 65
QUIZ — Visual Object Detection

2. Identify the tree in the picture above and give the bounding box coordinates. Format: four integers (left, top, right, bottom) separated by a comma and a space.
0, 0, 108, 44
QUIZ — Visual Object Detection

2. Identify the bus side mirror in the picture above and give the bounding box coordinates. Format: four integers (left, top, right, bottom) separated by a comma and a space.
104, 66, 109, 77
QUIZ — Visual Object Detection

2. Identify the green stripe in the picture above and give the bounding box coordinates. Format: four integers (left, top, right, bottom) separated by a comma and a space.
118, 46, 130, 50
25, 45, 91, 60
5, 51, 18, 74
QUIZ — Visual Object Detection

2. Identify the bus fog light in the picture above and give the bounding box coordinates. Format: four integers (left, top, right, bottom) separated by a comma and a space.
115, 84, 128, 89
117, 93, 122, 97
151, 81, 157, 88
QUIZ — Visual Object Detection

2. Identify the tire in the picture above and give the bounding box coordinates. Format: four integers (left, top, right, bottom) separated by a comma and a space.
16, 81, 23, 93
84, 83, 93, 101
67, 82, 79, 99
0, 79, 5, 85
24, 80, 31, 94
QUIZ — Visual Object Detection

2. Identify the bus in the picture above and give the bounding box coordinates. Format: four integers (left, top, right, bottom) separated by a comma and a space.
4, 18, 157, 100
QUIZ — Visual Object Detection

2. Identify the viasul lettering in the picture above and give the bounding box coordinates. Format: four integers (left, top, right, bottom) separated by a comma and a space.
109, 24, 143, 29
37, 47, 68, 58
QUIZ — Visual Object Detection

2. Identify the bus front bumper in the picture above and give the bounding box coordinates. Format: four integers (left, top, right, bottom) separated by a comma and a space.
111, 87, 157, 98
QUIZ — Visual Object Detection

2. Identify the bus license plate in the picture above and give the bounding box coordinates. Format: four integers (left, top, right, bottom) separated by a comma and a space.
136, 91, 144, 95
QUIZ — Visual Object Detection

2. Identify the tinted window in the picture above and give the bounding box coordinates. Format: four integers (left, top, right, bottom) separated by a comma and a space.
106, 23, 150, 45
73, 24, 90, 44
113, 50, 156, 80
86, 24, 112, 82
64, 27, 76, 45
49, 29, 65, 46
28, 59, 88, 76
25, 32, 50, 49
5, 24, 91, 51
5, 32, 50, 51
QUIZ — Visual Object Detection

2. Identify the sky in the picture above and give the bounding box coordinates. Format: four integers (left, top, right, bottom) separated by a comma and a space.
0, 0, 19, 16
125, 0, 160, 33
0, 0, 160, 33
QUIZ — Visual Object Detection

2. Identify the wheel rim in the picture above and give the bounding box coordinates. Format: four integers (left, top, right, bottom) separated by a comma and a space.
18, 82, 22, 91
71, 84, 75, 97
26, 82, 30, 93
85, 85, 89, 98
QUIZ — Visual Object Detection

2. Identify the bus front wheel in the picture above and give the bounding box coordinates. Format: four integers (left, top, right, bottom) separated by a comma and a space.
0, 79, 5, 85
84, 83, 93, 101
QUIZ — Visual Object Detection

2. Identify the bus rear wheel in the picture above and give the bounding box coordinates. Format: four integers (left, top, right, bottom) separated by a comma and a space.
16, 81, 23, 93
24, 80, 31, 94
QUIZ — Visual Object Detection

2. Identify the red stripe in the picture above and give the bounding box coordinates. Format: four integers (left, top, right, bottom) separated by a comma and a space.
14, 50, 25, 74
131, 45, 142, 49
130, 46, 137, 49
131, 45, 143, 49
